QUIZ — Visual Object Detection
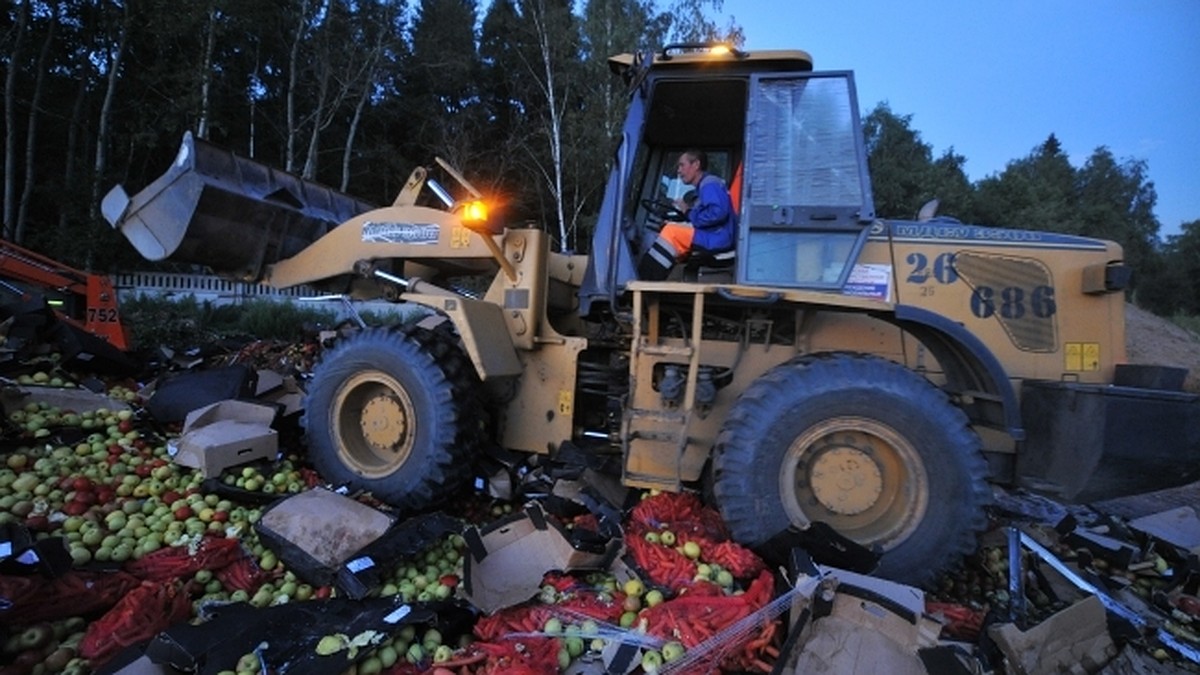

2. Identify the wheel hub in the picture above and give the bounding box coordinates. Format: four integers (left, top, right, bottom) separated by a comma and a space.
332, 370, 417, 478
809, 446, 883, 515
360, 394, 407, 449
779, 416, 928, 551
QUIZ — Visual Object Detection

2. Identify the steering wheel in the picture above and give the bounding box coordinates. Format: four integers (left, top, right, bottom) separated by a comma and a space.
640, 197, 686, 224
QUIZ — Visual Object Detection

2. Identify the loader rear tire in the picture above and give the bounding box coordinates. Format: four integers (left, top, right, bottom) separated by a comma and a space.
712, 353, 990, 586
303, 327, 474, 511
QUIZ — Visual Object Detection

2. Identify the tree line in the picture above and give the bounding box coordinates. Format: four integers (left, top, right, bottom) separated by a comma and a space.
863, 105, 1200, 315
3, 0, 1197, 316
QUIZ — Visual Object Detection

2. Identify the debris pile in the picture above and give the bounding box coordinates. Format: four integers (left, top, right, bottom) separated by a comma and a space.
0, 340, 1198, 675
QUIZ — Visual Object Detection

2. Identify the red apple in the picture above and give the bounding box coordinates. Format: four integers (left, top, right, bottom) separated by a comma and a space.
25, 515, 50, 531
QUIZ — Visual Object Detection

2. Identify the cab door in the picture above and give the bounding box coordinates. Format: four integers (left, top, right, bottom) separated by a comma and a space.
738, 72, 876, 289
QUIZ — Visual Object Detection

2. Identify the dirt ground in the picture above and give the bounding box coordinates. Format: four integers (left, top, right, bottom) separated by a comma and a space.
1124, 302, 1200, 392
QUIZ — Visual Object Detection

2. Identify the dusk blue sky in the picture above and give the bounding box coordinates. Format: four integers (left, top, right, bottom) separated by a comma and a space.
721, 0, 1199, 237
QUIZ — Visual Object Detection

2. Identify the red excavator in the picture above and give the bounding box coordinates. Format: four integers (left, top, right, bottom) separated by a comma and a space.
0, 239, 130, 351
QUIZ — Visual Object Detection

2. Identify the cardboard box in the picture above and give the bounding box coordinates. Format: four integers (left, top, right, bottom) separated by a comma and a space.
255, 371, 304, 417
781, 570, 941, 675
987, 596, 1117, 675
1129, 506, 1200, 555
462, 503, 622, 614
254, 489, 394, 590
168, 399, 278, 477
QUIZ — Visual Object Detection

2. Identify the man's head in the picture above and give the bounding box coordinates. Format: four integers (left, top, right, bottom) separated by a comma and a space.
676, 149, 707, 186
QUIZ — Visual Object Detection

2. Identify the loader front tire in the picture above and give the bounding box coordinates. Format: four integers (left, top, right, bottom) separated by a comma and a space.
303, 327, 473, 511
712, 353, 990, 586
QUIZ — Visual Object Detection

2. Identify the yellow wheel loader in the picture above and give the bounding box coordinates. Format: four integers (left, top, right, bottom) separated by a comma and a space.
104, 44, 1200, 584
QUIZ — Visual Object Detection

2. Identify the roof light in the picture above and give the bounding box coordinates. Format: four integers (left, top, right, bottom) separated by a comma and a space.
660, 42, 747, 60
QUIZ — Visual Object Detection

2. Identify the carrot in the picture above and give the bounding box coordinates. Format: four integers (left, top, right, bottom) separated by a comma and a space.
438, 651, 488, 668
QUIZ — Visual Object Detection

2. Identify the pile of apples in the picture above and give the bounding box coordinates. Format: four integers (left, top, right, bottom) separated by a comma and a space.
1, 401, 261, 563
0, 616, 91, 675
309, 624, 461, 675
0, 386, 486, 674
1, 387, 731, 675
219, 463, 307, 497
374, 535, 465, 604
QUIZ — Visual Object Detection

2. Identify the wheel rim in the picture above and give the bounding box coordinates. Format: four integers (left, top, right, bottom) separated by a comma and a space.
779, 416, 928, 550
331, 370, 416, 478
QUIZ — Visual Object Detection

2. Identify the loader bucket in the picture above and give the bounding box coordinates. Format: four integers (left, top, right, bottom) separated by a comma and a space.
102, 132, 376, 282
1018, 378, 1200, 502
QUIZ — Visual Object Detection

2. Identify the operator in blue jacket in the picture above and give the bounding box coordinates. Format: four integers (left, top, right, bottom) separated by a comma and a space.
641, 150, 737, 279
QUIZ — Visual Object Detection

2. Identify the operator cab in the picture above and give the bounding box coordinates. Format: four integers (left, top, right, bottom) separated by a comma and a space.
580, 44, 878, 314
636, 147, 741, 281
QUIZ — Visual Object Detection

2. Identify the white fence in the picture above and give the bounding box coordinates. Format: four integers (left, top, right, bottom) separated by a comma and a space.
114, 272, 410, 320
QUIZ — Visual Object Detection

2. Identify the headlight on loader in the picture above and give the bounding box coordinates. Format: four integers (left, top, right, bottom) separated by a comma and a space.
461, 200, 488, 225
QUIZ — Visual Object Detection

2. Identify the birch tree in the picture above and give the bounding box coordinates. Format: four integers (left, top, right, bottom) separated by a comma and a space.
195, 3, 219, 139
16, 1, 59, 243
4, 0, 32, 239
481, 0, 586, 251
403, 0, 487, 170
340, 1, 405, 191
521, 0, 575, 249
89, 0, 130, 221
581, 0, 668, 140
666, 0, 744, 45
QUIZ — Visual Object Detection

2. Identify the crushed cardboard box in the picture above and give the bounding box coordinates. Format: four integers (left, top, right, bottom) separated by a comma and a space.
254, 488, 394, 593
1129, 507, 1200, 555
1098, 645, 1198, 675
167, 399, 278, 477
254, 370, 304, 417
551, 468, 634, 515
988, 595, 1117, 675
462, 503, 622, 614
780, 566, 941, 675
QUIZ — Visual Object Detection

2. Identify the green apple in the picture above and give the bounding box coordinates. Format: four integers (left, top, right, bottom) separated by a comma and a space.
641, 649, 664, 673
